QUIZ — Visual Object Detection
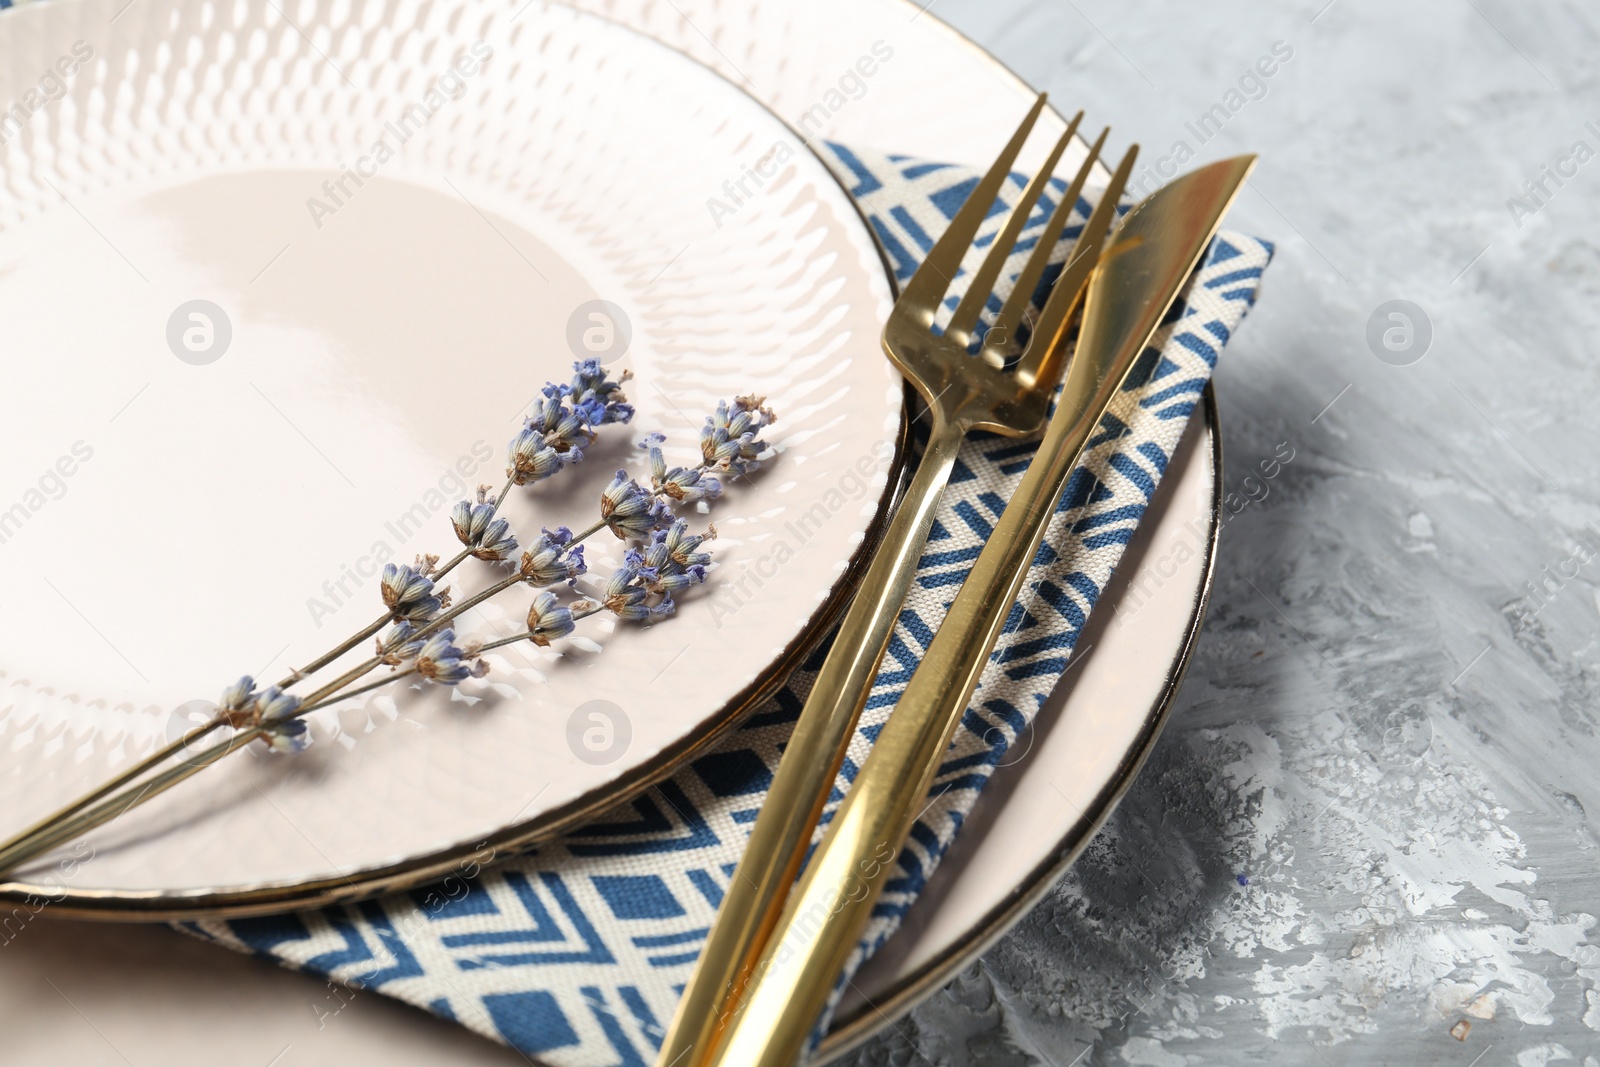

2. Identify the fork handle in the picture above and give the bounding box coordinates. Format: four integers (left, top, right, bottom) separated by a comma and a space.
656, 412, 969, 1067
705, 378, 1111, 1067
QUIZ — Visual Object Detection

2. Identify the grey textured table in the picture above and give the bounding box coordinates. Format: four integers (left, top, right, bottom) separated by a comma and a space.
841, 1, 1600, 1064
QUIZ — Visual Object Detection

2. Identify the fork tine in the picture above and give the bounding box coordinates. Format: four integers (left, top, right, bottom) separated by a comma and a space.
982, 126, 1108, 362
945, 112, 1084, 346
898, 93, 1049, 317
1017, 144, 1140, 385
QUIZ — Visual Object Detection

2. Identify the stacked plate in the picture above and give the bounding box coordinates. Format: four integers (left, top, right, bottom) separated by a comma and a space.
0, 0, 1219, 1058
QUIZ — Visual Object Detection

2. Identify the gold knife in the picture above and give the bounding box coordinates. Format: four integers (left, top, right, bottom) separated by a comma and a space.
700, 154, 1258, 1067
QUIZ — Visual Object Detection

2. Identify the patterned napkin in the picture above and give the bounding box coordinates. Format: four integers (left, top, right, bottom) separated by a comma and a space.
174, 145, 1273, 1064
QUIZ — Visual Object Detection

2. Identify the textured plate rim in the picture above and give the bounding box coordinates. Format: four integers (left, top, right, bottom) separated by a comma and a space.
0, 0, 911, 919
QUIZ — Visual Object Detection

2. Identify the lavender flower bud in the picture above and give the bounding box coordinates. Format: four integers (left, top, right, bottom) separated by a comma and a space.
527, 393, 592, 459
649, 447, 722, 504
632, 521, 713, 595
569, 360, 634, 426
450, 501, 519, 561
508, 427, 564, 486
504, 363, 632, 489
381, 563, 445, 622
701, 396, 776, 476
599, 470, 670, 540
415, 629, 484, 686
252, 686, 308, 753
661, 520, 715, 570
375, 621, 426, 666
601, 565, 676, 622
219, 676, 257, 714
263, 719, 309, 753
254, 687, 302, 724
519, 527, 587, 587
526, 591, 576, 647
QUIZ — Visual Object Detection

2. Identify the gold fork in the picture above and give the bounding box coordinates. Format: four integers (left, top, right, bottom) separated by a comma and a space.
656, 94, 1137, 1067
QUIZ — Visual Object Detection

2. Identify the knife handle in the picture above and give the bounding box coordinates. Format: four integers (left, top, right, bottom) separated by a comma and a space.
705, 358, 1115, 1066
655, 413, 967, 1067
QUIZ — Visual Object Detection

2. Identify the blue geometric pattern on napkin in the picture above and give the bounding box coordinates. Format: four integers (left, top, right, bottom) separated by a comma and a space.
176, 145, 1273, 1065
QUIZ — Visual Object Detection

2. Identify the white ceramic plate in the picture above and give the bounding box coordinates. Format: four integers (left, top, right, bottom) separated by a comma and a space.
0, 0, 903, 907
0, 0, 1223, 1061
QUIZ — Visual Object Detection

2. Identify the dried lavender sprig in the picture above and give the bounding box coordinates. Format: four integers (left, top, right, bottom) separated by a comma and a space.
264, 479, 726, 732
144, 459, 733, 768
271, 362, 635, 689
0, 718, 229, 863
0, 473, 603, 863
271, 403, 772, 723
0, 395, 769, 875
0, 632, 489, 870
292, 392, 769, 697
295, 599, 609, 716
0, 550, 696, 873
0, 678, 291, 871
0, 677, 278, 862
0, 727, 264, 875
404, 466, 718, 638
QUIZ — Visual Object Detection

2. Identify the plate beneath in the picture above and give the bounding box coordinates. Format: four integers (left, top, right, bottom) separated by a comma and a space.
0, 0, 901, 906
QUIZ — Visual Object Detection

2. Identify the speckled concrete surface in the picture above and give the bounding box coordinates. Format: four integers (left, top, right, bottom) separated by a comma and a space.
839, 1, 1600, 1063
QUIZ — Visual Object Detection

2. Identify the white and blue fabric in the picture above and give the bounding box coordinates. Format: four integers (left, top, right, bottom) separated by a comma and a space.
175, 145, 1274, 1064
